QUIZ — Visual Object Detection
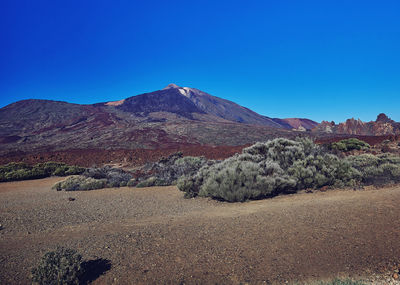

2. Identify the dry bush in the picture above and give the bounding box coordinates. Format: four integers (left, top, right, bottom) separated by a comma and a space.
31, 247, 83, 285
52, 176, 107, 191
346, 153, 400, 185
136, 153, 210, 187
0, 162, 84, 182
329, 138, 370, 152
178, 138, 361, 202
83, 166, 132, 187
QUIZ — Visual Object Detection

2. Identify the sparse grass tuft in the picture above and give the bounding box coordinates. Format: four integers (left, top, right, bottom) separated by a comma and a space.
315, 279, 366, 285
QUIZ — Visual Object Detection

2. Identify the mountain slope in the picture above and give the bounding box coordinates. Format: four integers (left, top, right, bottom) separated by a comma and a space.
272, 118, 319, 130
0, 84, 315, 155
114, 87, 206, 120
159, 84, 285, 128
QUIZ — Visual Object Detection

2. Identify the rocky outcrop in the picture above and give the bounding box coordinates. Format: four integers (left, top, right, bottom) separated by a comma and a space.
313, 114, 400, 136
272, 118, 319, 131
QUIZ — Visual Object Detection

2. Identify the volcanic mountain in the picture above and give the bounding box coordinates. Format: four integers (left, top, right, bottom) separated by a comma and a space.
0, 84, 317, 156
312, 113, 400, 136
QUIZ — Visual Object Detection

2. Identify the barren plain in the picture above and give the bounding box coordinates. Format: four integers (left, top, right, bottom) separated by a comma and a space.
1, 178, 400, 284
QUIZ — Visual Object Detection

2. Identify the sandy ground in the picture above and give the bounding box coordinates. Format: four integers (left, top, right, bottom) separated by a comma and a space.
1, 178, 400, 284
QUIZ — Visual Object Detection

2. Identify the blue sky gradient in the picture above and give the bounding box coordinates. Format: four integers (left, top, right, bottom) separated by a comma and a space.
1, 0, 399, 122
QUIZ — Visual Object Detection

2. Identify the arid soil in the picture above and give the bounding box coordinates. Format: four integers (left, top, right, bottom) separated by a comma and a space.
0, 145, 248, 167
1, 135, 399, 168
1, 178, 400, 284
315, 134, 400, 147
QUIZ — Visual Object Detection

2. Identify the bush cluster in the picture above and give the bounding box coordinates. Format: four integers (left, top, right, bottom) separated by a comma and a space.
346, 153, 400, 185
31, 247, 83, 285
0, 162, 85, 182
83, 166, 132, 187
52, 176, 107, 191
53, 166, 133, 191
329, 138, 370, 152
136, 152, 209, 187
178, 138, 363, 202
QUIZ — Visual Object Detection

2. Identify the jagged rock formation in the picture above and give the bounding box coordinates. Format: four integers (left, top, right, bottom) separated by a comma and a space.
313, 113, 400, 136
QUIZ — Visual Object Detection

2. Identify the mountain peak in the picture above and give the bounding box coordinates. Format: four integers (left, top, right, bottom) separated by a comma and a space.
376, 113, 392, 123
163, 83, 180, 90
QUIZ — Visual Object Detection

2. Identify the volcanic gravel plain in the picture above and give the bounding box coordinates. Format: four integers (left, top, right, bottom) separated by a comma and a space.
1, 178, 400, 284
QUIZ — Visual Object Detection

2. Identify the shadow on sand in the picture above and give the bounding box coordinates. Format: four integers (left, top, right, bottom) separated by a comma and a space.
80, 258, 112, 284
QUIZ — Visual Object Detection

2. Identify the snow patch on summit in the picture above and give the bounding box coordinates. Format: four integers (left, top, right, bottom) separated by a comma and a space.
178, 87, 191, 98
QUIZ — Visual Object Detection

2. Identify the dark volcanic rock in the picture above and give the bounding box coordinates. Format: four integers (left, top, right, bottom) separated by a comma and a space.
116, 88, 205, 119
376, 113, 394, 123
161, 84, 286, 128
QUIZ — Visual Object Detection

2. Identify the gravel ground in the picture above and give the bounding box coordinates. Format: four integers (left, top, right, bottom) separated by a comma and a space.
1, 178, 400, 284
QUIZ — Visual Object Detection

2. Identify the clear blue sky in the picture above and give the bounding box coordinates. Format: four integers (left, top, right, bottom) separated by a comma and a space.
1, 0, 399, 123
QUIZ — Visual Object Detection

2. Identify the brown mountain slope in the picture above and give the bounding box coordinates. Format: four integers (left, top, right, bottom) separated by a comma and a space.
272, 118, 319, 130
0, 85, 314, 156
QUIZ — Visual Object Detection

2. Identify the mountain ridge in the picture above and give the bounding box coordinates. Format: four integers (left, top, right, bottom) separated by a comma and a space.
313, 113, 400, 136
0, 84, 316, 155
1, 84, 398, 159
90, 83, 318, 129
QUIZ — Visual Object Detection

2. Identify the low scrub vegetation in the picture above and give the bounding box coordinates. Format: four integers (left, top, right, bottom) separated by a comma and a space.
329, 138, 370, 152
53, 166, 133, 191
136, 152, 210, 187
82, 166, 132, 187
347, 153, 400, 185
317, 279, 366, 285
178, 138, 400, 202
53, 176, 107, 191
0, 162, 85, 182
31, 247, 83, 285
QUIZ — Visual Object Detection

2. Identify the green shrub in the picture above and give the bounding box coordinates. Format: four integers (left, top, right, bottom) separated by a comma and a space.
178, 138, 400, 202
31, 247, 83, 285
52, 176, 107, 191
177, 160, 218, 198
0, 162, 85, 182
288, 154, 360, 190
0, 162, 29, 173
330, 138, 370, 152
52, 166, 133, 190
52, 166, 70, 176
178, 138, 361, 202
136, 177, 156, 188
83, 166, 132, 187
177, 176, 196, 198
198, 158, 296, 202
346, 153, 400, 185
139, 153, 210, 187
53, 165, 85, 176
127, 179, 138, 187
136, 176, 167, 188
317, 279, 366, 285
